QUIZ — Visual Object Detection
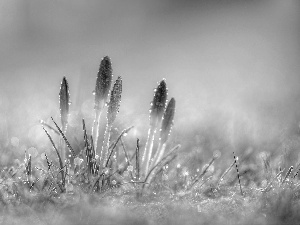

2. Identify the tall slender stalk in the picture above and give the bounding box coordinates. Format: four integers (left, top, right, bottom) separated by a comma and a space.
141, 79, 167, 178
136, 138, 140, 182
233, 152, 243, 196
43, 126, 65, 189
144, 144, 181, 188
92, 56, 113, 156
59, 76, 70, 165
102, 124, 112, 167
151, 98, 175, 169
83, 119, 96, 175
101, 76, 122, 167
282, 166, 293, 185
51, 117, 76, 158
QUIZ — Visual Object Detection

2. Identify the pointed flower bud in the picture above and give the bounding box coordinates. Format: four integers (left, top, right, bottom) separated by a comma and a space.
59, 76, 70, 133
150, 79, 167, 127
107, 76, 122, 125
95, 56, 113, 110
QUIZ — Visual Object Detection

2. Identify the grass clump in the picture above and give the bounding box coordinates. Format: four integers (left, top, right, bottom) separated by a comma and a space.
23, 56, 179, 197
2, 56, 300, 225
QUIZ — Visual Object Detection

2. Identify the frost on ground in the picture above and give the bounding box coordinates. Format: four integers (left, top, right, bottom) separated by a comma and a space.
1, 182, 300, 225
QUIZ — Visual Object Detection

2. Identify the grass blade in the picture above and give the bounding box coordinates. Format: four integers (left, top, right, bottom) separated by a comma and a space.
233, 152, 243, 196
43, 126, 65, 189
186, 153, 219, 192
144, 144, 181, 187
136, 138, 140, 182
51, 117, 76, 158
104, 125, 133, 168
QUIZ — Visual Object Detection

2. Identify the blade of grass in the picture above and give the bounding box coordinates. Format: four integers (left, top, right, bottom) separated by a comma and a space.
186, 153, 219, 192
43, 126, 65, 189
104, 125, 133, 168
136, 138, 140, 182
51, 117, 76, 158
39, 120, 59, 135
216, 160, 235, 187
261, 169, 285, 192
144, 154, 177, 190
282, 166, 293, 185
233, 152, 243, 196
144, 144, 181, 188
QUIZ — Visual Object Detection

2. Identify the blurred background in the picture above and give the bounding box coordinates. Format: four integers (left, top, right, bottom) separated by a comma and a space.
0, 0, 299, 166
